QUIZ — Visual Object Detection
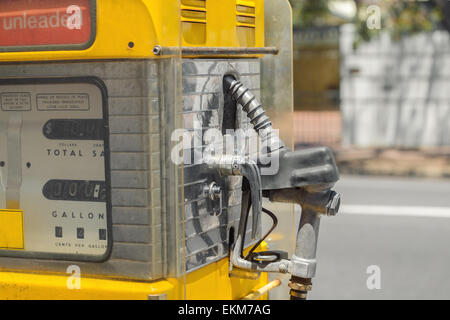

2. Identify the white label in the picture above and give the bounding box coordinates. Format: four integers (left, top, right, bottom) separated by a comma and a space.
1, 93, 31, 111
37, 93, 90, 111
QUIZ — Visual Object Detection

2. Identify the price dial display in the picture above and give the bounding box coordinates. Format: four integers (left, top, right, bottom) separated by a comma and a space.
0, 78, 111, 261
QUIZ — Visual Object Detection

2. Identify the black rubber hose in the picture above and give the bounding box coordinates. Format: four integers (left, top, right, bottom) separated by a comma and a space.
223, 75, 285, 153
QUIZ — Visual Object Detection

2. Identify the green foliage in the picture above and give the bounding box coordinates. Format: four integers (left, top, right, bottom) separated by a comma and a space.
289, 0, 446, 43
290, 0, 335, 28
354, 0, 444, 47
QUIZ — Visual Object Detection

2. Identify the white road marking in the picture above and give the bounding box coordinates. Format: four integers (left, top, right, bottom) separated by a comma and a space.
340, 205, 450, 218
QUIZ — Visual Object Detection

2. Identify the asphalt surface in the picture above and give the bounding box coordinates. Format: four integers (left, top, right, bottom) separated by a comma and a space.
264, 175, 450, 300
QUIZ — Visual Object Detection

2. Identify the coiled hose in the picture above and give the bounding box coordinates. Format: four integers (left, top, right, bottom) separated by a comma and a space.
223, 75, 285, 154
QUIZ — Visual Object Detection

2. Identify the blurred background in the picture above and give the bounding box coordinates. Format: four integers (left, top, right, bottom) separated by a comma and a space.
266, 0, 450, 300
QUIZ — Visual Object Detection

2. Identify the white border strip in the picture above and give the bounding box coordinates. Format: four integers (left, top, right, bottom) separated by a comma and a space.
340, 205, 450, 218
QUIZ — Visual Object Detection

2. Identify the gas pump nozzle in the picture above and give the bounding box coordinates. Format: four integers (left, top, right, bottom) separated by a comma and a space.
210, 76, 341, 299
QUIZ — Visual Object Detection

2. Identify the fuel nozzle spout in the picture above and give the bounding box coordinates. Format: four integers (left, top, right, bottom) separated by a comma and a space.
219, 76, 341, 299
267, 185, 341, 300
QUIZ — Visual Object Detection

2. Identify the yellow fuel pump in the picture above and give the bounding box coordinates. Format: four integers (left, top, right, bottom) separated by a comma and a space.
0, 0, 340, 300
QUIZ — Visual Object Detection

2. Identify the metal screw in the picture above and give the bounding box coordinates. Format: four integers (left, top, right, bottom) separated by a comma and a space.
210, 183, 222, 200
205, 182, 222, 201
153, 45, 162, 56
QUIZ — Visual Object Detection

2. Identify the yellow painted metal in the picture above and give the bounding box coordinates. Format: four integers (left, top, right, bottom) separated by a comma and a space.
181, 0, 264, 48
0, 271, 174, 300
0, 249, 268, 300
1, 0, 157, 62
0, 210, 24, 250
182, 246, 268, 300
0, 0, 273, 300
0, 0, 265, 62
241, 279, 281, 300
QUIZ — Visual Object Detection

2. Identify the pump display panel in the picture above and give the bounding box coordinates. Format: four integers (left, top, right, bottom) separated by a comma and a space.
0, 78, 111, 262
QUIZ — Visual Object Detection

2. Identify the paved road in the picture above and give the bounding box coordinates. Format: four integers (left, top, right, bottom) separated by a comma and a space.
264, 175, 450, 300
